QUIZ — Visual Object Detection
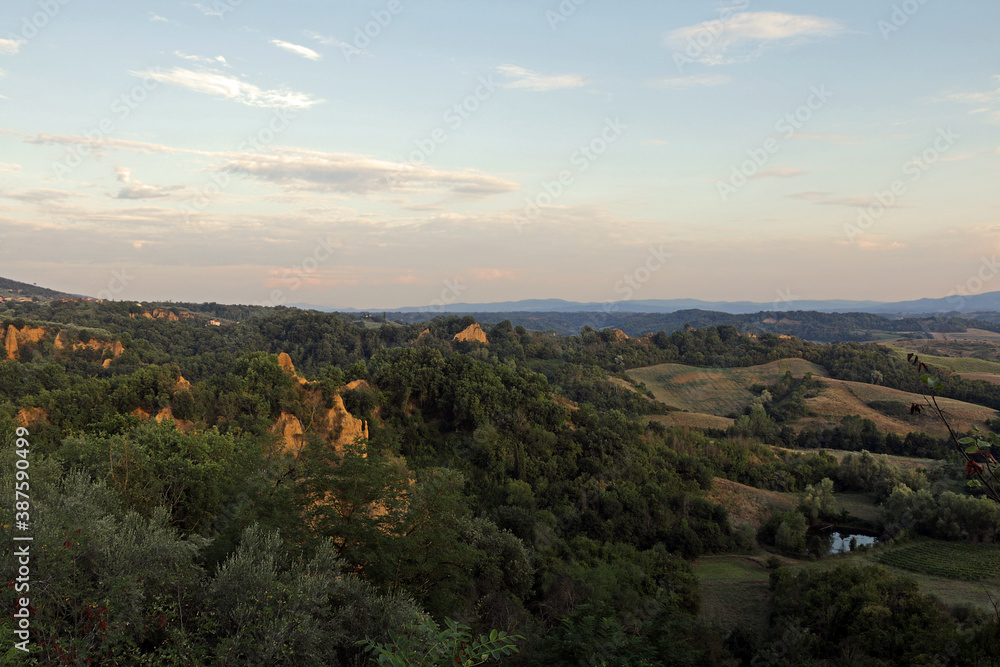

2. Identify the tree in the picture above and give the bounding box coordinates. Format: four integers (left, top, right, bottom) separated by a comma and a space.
361, 616, 521, 666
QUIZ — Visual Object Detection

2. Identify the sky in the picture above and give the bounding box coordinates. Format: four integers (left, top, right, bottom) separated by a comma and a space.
1, 0, 998, 310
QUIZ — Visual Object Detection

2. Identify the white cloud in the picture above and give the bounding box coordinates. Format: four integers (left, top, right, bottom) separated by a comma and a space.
192, 2, 233, 18
148, 12, 180, 26
130, 67, 323, 109
304, 30, 355, 50
496, 65, 588, 92
270, 39, 321, 61
749, 167, 805, 179
22, 133, 518, 201
111, 166, 184, 200
645, 74, 731, 89
218, 148, 519, 198
0, 162, 21, 173
942, 75, 1000, 125
174, 51, 229, 67
664, 11, 846, 65
0, 38, 24, 55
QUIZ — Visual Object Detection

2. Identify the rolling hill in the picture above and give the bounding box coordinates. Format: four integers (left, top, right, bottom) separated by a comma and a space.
628, 358, 998, 438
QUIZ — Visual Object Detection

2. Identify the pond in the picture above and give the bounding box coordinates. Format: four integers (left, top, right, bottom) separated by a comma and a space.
828, 531, 878, 555
805, 527, 879, 556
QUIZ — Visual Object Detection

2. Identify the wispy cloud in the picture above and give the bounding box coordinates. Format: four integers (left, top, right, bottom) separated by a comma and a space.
113, 166, 184, 200
22, 133, 518, 201
0, 38, 23, 55
496, 65, 588, 92
129, 67, 323, 109
219, 148, 519, 198
192, 3, 232, 18
749, 167, 805, 180
664, 11, 846, 65
148, 12, 180, 26
303, 30, 358, 51
174, 51, 228, 67
645, 74, 731, 89
941, 75, 1000, 125
0, 162, 21, 173
788, 192, 912, 209
270, 39, 321, 61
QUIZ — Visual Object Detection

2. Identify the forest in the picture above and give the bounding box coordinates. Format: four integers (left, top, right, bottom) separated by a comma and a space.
3, 298, 1000, 665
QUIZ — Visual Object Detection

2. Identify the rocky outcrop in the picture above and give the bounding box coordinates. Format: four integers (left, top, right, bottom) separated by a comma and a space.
453, 323, 488, 344
609, 328, 629, 343
140, 308, 187, 321
175, 375, 192, 391
325, 393, 369, 452
2, 324, 124, 362
3, 325, 47, 360
345, 379, 371, 391
277, 352, 308, 385
16, 407, 49, 427
4, 326, 17, 360
271, 411, 307, 455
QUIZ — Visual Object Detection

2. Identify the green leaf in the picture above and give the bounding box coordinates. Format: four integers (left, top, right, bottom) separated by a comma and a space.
968, 479, 984, 489
959, 437, 976, 445
967, 445, 982, 454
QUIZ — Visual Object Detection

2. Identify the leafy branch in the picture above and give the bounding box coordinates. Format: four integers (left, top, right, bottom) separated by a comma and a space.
907, 353, 1000, 504
360, 615, 522, 667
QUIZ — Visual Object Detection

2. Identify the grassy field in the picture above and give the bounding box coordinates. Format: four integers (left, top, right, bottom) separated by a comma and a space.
888, 347, 1000, 375
875, 540, 1000, 580
628, 357, 998, 437
834, 491, 881, 526
693, 556, 773, 634
705, 477, 798, 529
627, 358, 827, 416
695, 538, 1000, 634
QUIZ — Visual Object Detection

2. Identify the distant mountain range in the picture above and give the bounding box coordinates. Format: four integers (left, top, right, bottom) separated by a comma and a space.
294, 292, 1000, 316
3, 274, 997, 316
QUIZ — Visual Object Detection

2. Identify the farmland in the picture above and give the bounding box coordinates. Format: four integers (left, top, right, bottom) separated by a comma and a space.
875, 539, 1000, 581
628, 357, 998, 438
627, 358, 827, 416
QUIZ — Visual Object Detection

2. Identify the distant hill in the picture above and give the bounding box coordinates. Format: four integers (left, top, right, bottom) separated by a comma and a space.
0, 276, 81, 303
296, 292, 1000, 316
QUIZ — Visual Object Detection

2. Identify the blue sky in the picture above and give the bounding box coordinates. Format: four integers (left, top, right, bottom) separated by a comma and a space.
1, 0, 998, 309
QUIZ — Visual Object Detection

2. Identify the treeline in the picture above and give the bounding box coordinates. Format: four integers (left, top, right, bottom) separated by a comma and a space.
393, 308, 977, 341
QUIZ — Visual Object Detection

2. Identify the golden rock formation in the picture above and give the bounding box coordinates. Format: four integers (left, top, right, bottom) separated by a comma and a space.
277, 352, 308, 385
453, 323, 488, 344
4, 326, 17, 360
16, 407, 49, 427
271, 411, 307, 455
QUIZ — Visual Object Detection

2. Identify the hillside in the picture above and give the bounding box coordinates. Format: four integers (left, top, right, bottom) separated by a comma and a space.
629, 357, 997, 438
0, 275, 81, 303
